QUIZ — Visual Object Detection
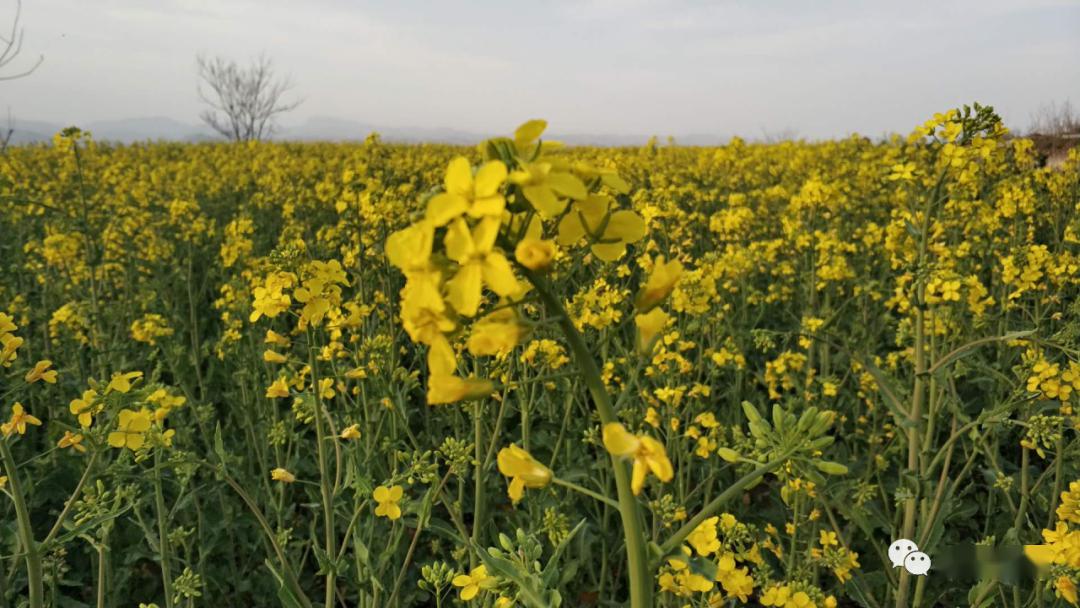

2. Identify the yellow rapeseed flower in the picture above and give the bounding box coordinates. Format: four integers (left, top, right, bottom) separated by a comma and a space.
107, 408, 152, 450
425, 157, 508, 225
25, 360, 58, 384
496, 444, 552, 503
2, 402, 42, 437
557, 195, 646, 262
373, 485, 404, 520
106, 371, 143, 394
58, 431, 87, 453
452, 565, 496, 601
271, 468, 296, 483
444, 217, 519, 317
69, 389, 99, 428
635, 256, 683, 312
602, 422, 674, 495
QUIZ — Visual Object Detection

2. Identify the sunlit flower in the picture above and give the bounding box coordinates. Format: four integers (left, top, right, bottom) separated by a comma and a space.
2, 402, 42, 437
58, 430, 87, 453
602, 422, 674, 495
497, 444, 552, 503
373, 485, 404, 520
271, 468, 296, 483
25, 360, 58, 384
452, 565, 496, 601
107, 409, 152, 450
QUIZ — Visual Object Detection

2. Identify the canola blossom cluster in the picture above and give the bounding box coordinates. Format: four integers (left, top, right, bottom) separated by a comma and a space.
0, 106, 1079, 607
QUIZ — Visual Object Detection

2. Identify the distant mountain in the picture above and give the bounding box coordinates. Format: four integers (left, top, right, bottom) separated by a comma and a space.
86, 116, 211, 143
7, 119, 65, 145
276, 116, 483, 144
4, 114, 733, 147
6, 116, 212, 144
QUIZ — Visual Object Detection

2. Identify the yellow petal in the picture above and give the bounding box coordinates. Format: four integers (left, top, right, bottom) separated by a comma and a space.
386, 221, 434, 271
444, 156, 474, 195
126, 433, 145, 450
557, 212, 587, 246
508, 476, 525, 503
631, 459, 647, 495
448, 263, 484, 317
428, 335, 457, 377
591, 241, 627, 262
474, 161, 508, 198
468, 194, 505, 218
444, 218, 475, 263
481, 253, 519, 297
641, 437, 674, 482
522, 185, 565, 218
472, 217, 501, 253
605, 210, 647, 243
547, 172, 588, 200
1024, 544, 1055, 565
107, 432, 126, 448
452, 574, 473, 587
426, 193, 469, 227
514, 119, 547, 146
602, 422, 641, 457
635, 308, 670, 353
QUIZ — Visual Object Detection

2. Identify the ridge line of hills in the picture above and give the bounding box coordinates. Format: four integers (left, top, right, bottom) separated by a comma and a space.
6, 115, 737, 147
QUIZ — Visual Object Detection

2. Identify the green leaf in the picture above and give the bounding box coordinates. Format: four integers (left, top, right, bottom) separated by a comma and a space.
542, 519, 586, 587
264, 560, 306, 608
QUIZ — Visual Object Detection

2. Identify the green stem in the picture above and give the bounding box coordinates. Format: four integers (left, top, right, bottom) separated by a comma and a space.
1, 439, 43, 608
307, 337, 337, 608
388, 471, 452, 605
658, 453, 791, 559
44, 450, 99, 546
205, 462, 313, 608
551, 477, 619, 509
525, 270, 652, 608
153, 451, 175, 608
96, 543, 107, 608
470, 399, 487, 564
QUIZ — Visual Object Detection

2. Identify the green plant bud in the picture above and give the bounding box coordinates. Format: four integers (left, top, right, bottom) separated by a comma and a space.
741, 401, 763, 424
749, 421, 770, 440
772, 404, 786, 432
796, 406, 819, 433
717, 447, 740, 463
808, 410, 837, 436
815, 460, 848, 475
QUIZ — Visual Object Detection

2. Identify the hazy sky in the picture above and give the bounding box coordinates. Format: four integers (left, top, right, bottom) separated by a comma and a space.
2, 0, 1079, 138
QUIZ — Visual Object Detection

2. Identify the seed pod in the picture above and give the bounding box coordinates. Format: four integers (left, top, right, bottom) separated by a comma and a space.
809, 435, 834, 449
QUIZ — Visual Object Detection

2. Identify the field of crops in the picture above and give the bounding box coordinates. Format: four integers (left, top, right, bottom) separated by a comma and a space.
1, 106, 1079, 608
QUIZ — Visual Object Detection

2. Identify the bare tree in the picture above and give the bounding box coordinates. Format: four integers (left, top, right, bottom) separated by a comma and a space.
1028, 100, 1080, 136
197, 53, 301, 142
0, 0, 42, 81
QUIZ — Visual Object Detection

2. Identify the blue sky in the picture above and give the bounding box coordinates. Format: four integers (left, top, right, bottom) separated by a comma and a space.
3, 0, 1078, 138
